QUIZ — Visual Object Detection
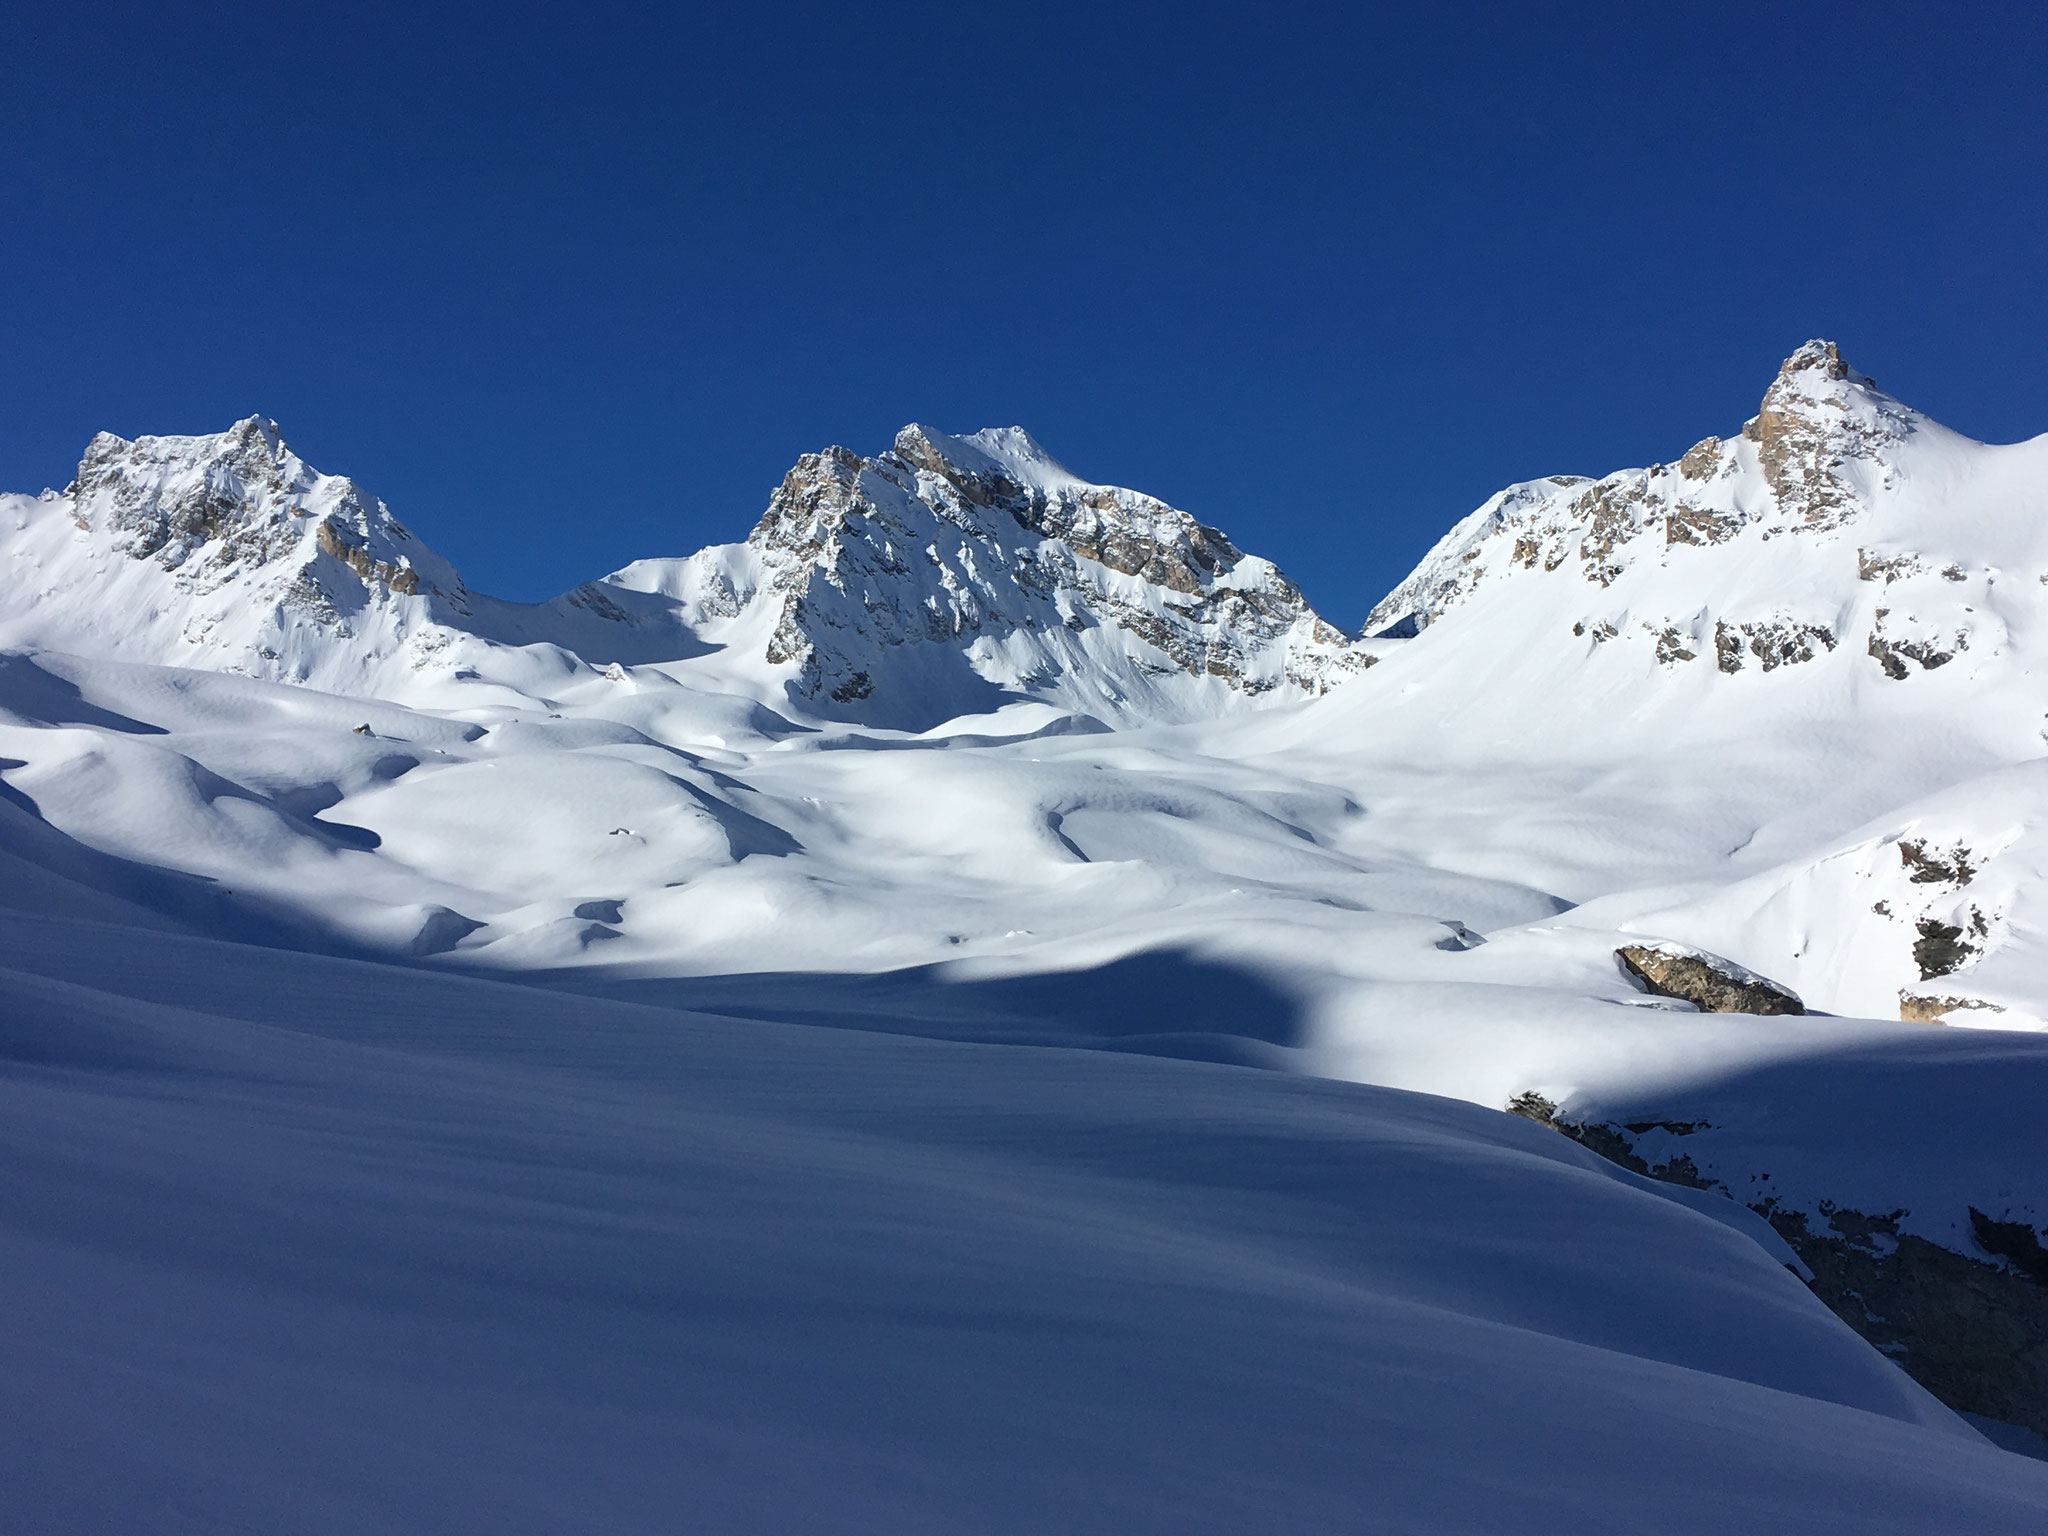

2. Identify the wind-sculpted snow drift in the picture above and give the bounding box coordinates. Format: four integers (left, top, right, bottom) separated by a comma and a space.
2, 343, 2048, 1525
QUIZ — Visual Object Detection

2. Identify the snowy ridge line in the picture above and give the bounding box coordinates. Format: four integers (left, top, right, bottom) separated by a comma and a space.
3, 413, 1368, 730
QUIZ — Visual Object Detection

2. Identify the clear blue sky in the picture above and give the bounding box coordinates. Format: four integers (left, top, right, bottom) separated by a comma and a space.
4, 2, 2044, 624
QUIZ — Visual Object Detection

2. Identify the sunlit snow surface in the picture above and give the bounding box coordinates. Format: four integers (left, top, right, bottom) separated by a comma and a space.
5, 350, 2048, 1523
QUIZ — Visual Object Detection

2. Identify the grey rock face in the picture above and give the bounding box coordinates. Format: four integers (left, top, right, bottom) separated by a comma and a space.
1616, 943, 1805, 1015
738, 424, 1367, 722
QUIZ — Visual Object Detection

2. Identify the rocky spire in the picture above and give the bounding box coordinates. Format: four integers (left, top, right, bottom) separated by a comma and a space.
1744, 340, 1907, 529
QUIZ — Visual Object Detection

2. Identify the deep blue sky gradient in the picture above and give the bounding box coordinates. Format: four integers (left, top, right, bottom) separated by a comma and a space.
4, 1, 2044, 622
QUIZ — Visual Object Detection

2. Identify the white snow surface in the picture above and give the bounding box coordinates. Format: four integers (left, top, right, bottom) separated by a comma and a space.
4, 341, 2048, 1524
5, 912, 2045, 1532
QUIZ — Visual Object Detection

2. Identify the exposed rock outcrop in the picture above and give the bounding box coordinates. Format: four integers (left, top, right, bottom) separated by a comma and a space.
1764, 1203, 2048, 1438
1511, 1106, 2048, 1439
1912, 913, 1986, 980
1868, 608, 1963, 678
1615, 943, 1805, 1015
1898, 993, 2006, 1025
1713, 617, 1838, 673
1899, 838, 1977, 885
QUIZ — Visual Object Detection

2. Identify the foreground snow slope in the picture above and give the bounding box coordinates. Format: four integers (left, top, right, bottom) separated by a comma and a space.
2, 910, 2043, 1534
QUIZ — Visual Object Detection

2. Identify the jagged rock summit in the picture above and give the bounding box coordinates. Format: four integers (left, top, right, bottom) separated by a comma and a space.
1363, 339, 2040, 684
0, 417, 476, 694
597, 423, 1365, 727
72, 416, 452, 604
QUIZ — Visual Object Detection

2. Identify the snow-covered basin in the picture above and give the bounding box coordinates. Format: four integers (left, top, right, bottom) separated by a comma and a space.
1, 911, 2044, 1533
5, 644, 2046, 1256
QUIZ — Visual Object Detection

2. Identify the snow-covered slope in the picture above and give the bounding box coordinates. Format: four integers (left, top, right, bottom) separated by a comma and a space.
3, 910, 2044, 1533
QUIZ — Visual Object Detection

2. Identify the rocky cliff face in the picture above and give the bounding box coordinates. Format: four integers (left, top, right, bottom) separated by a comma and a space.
600, 423, 1367, 726
735, 424, 1365, 721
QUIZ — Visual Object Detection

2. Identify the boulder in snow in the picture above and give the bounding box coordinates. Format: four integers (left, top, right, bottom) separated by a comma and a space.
1617, 943, 1805, 1016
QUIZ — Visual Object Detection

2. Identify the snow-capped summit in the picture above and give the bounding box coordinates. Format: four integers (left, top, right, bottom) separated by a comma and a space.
70, 416, 453, 602
67, 416, 478, 618
895, 423, 1089, 495
598, 421, 1368, 727
0, 416, 482, 694
1360, 338, 2036, 676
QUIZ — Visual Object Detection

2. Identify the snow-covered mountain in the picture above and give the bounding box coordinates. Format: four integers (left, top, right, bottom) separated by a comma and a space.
1330, 339, 2048, 1028
1368, 340, 2041, 680
4, 343, 2048, 1519
3, 416, 1363, 728
602, 424, 1368, 726
3, 417, 469, 695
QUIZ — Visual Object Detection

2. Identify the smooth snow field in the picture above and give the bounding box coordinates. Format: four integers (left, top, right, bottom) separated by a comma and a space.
3, 915, 2044, 1533
5, 347, 2048, 1525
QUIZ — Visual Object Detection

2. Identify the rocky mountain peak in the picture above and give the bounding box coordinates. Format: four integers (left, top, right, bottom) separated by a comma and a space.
66, 417, 459, 605
0, 418, 487, 694
1361, 340, 1940, 641
1777, 338, 1851, 384
71, 417, 313, 581
1744, 339, 1909, 530
718, 423, 1365, 724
